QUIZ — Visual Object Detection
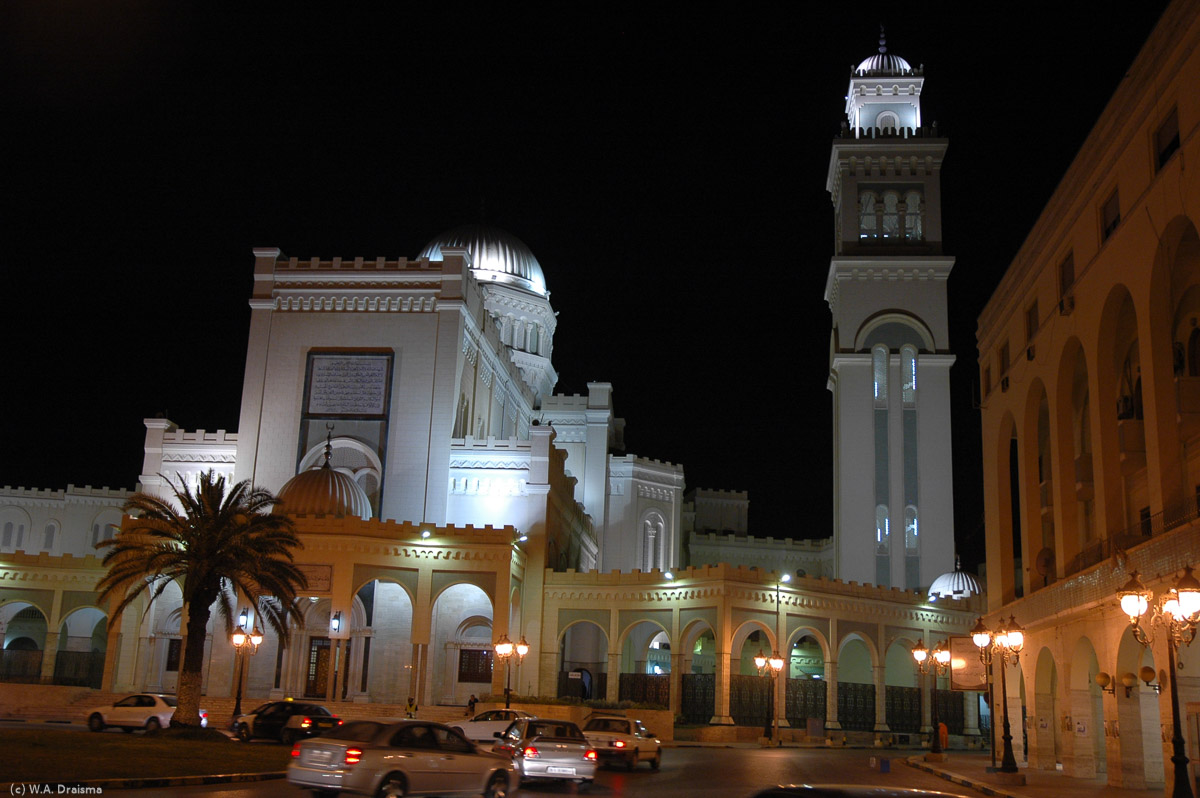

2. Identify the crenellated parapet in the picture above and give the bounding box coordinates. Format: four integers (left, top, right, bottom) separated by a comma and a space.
1, 485, 133, 503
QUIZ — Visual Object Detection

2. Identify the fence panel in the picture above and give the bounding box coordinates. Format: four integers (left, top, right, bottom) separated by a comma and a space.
617, 673, 669, 708
836, 682, 875, 731
0, 649, 42, 683
680, 673, 714, 725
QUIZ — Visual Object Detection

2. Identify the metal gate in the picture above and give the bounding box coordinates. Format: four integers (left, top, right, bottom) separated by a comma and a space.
618, 673, 668, 707
885, 685, 921, 732
836, 682, 875, 731
784, 677, 826, 726
680, 673, 714, 724
729, 673, 772, 727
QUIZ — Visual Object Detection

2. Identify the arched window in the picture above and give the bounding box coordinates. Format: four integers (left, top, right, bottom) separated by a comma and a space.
901, 345, 917, 406
1, 522, 12, 549
904, 507, 919, 552
43, 523, 57, 552
904, 191, 923, 240
92, 523, 103, 547
875, 505, 890, 554
876, 111, 899, 132
873, 346, 889, 408
859, 192, 877, 239
642, 513, 665, 572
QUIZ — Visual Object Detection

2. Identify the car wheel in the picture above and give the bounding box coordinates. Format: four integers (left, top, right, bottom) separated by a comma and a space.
650, 750, 661, 770
236, 723, 252, 742
145, 717, 161, 732
482, 771, 508, 798
376, 773, 407, 798
122, 726, 135, 734
87, 714, 105, 733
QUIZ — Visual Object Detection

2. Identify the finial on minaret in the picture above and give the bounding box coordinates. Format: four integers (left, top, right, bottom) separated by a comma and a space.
322, 424, 335, 469
878, 24, 887, 54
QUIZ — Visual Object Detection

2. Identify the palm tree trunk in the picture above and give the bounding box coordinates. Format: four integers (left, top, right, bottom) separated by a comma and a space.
173, 602, 213, 728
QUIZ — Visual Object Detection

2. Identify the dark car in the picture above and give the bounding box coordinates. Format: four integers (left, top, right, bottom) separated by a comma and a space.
235, 700, 340, 744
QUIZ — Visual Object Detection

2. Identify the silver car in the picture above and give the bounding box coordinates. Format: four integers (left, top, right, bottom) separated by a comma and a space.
85, 693, 208, 732
492, 717, 597, 787
287, 719, 516, 798
447, 708, 535, 743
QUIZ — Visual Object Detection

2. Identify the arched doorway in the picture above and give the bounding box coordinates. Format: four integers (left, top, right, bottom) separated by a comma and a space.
1, 603, 47, 684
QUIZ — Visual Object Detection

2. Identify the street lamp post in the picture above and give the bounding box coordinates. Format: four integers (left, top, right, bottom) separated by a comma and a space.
912, 639, 951, 755
972, 615, 1024, 773
754, 647, 785, 744
1116, 567, 1200, 798
494, 634, 529, 709
230, 607, 263, 723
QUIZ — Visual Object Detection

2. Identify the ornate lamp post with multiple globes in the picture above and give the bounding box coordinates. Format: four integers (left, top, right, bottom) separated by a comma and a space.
494, 634, 529, 709
230, 607, 263, 721
912, 639, 951, 755
754, 647, 785, 744
971, 615, 1024, 773
1116, 566, 1200, 798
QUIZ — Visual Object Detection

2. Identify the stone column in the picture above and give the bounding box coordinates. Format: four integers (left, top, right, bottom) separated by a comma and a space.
825, 658, 842, 732
607, 651, 620, 703
873, 664, 889, 734
712, 648, 734, 725
670, 652, 684, 718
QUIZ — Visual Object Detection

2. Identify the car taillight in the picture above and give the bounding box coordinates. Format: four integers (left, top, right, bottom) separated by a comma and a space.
300, 717, 312, 729
344, 748, 363, 766
291, 744, 301, 758
522, 746, 539, 758
337, 718, 343, 725
585, 749, 598, 761
611, 740, 626, 748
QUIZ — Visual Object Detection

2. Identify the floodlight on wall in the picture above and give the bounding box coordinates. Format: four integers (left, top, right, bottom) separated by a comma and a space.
1094, 671, 1115, 695
238, 607, 249, 629
421, 529, 432, 539
330, 611, 342, 633
663, 571, 674, 580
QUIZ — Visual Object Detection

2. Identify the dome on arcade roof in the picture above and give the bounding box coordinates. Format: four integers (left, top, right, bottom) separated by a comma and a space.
855, 27, 914, 75
928, 557, 981, 602
275, 437, 372, 521
418, 224, 548, 298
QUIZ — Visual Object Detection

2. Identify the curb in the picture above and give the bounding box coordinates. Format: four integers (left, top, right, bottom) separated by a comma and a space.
905, 755, 1025, 798
1, 772, 286, 792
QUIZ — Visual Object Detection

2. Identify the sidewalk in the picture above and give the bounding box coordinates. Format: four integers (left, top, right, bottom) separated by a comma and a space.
906, 751, 1166, 798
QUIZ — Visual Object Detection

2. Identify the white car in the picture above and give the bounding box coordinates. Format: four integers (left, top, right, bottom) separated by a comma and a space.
581, 714, 661, 770
447, 708, 536, 743
288, 719, 516, 797
86, 693, 208, 732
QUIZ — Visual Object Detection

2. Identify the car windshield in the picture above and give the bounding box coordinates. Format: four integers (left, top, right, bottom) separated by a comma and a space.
584, 718, 627, 733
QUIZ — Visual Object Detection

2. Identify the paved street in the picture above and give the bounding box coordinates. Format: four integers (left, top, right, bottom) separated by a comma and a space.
86, 747, 1010, 798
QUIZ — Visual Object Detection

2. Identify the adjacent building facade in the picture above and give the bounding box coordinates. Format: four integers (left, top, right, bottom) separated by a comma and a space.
976, 1, 1200, 792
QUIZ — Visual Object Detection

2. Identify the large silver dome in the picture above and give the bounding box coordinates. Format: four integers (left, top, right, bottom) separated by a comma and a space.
928, 558, 981, 602
419, 224, 548, 298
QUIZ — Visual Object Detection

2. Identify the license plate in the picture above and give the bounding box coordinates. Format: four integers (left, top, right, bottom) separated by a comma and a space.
305, 750, 333, 766
547, 767, 576, 775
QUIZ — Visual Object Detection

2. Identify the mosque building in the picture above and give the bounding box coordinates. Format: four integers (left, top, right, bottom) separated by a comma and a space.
1, 36, 983, 743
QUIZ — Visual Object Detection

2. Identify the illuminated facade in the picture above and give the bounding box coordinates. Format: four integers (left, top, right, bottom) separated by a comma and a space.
976, 2, 1200, 792
1, 42, 982, 741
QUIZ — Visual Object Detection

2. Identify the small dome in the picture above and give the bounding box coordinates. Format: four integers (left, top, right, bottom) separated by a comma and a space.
928, 557, 981, 602
276, 462, 373, 521
855, 28, 913, 75
418, 224, 548, 297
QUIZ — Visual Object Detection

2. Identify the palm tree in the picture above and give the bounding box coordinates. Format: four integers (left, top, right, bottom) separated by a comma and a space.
97, 470, 307, 728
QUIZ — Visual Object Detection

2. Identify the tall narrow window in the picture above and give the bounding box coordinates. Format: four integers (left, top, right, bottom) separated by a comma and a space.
904, 507, 919, 552
43, 523, 56, 552
1, 522, 11, 549
873, 346, 889, 407
999, 342, 1011, 375
1059, 253, 1075, 298
859, 192, 877, 239
904, 191, 923, 240
875, 506, 890, 554
1102, 189, 1121, 240
1025, 302, 1039, 343
901, 345, 917, 406
881, 191, 901, 238
1156, 109, 1180, 170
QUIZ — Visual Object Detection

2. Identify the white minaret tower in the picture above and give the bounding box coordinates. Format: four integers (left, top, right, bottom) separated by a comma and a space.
825, 30, 956, 590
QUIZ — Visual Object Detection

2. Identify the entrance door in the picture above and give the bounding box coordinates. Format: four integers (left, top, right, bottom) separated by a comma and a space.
305, 637, 331, 698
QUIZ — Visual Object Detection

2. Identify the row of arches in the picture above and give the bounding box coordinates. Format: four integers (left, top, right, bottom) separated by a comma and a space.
990, 218, 1200, 600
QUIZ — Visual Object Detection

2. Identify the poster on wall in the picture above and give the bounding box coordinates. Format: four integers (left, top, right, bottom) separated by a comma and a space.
948, 635, 988, 691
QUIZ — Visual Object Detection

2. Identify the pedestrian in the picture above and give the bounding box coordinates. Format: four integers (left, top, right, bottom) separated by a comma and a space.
466, 694, 477, 717
405, 696, 418, 718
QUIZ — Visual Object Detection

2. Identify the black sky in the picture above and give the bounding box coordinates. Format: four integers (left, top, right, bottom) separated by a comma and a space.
0, 3, 1171, 571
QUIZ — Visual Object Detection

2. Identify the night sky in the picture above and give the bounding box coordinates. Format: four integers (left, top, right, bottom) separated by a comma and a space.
1, 3, 1171, 572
